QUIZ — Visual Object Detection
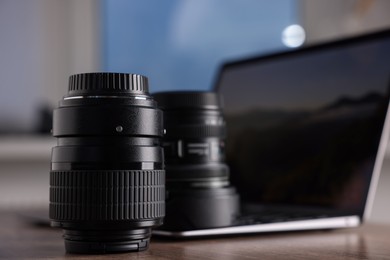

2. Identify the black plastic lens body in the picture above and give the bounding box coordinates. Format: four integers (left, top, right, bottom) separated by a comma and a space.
153, 91, 239, 231
50, 73, 165, 254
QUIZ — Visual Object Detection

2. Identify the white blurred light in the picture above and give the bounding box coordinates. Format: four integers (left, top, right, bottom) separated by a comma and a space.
281, 24, 305, 48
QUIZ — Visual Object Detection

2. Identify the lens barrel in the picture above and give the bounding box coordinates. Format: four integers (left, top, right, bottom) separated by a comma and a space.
50, 73, 165, 254
153, 91, 239, 231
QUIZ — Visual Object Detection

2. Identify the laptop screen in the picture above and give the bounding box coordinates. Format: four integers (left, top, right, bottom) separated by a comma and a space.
215, 30, 390, 216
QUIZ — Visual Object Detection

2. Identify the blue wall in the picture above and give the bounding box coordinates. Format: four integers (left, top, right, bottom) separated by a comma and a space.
102, 0, 298, 92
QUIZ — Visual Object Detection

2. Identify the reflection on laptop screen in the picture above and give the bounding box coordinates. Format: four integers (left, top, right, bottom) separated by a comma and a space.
216, 31, 390, 216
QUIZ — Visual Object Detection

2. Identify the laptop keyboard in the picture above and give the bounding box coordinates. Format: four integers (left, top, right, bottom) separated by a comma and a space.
236, 210, 331, 226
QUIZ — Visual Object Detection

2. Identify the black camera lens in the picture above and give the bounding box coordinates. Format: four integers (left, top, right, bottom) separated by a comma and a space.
50, 73, 165, 254
153, 91, 239, 230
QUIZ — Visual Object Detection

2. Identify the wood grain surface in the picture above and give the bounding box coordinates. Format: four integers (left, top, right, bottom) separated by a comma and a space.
1, 210, 389, 259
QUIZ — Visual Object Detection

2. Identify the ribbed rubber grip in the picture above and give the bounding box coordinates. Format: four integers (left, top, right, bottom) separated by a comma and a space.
50, 170, 165, 221
68, 73, 149, 95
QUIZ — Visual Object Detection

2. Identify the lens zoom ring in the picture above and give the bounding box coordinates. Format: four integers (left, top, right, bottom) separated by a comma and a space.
50, 170, 165, 221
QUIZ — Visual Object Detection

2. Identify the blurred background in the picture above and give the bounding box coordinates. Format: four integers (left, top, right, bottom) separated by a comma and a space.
0, 0, 390, 222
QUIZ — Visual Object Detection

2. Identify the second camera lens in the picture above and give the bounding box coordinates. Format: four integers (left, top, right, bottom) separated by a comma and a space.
153, 91, 239, 231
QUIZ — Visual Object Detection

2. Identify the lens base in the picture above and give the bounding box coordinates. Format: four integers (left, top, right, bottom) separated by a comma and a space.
63, 228, 151, 254
162, 186, 240, 231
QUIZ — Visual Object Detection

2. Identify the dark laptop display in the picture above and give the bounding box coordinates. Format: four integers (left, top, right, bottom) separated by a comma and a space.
215, 30, 390, 218
154, 30, 390, 237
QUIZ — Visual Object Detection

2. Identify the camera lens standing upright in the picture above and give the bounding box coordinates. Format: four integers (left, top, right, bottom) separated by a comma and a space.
50, 73, 165, 254
153, 91, 240, 231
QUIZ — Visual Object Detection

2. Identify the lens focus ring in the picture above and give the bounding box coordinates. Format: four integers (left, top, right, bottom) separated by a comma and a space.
50, 170, 165, 221
164, 125, 226, 138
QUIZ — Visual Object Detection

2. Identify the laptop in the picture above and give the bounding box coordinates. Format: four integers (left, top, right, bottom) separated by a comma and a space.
153, 29, 390, 237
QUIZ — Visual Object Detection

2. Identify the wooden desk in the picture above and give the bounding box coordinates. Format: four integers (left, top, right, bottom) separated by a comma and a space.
1, 210, 389, 259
